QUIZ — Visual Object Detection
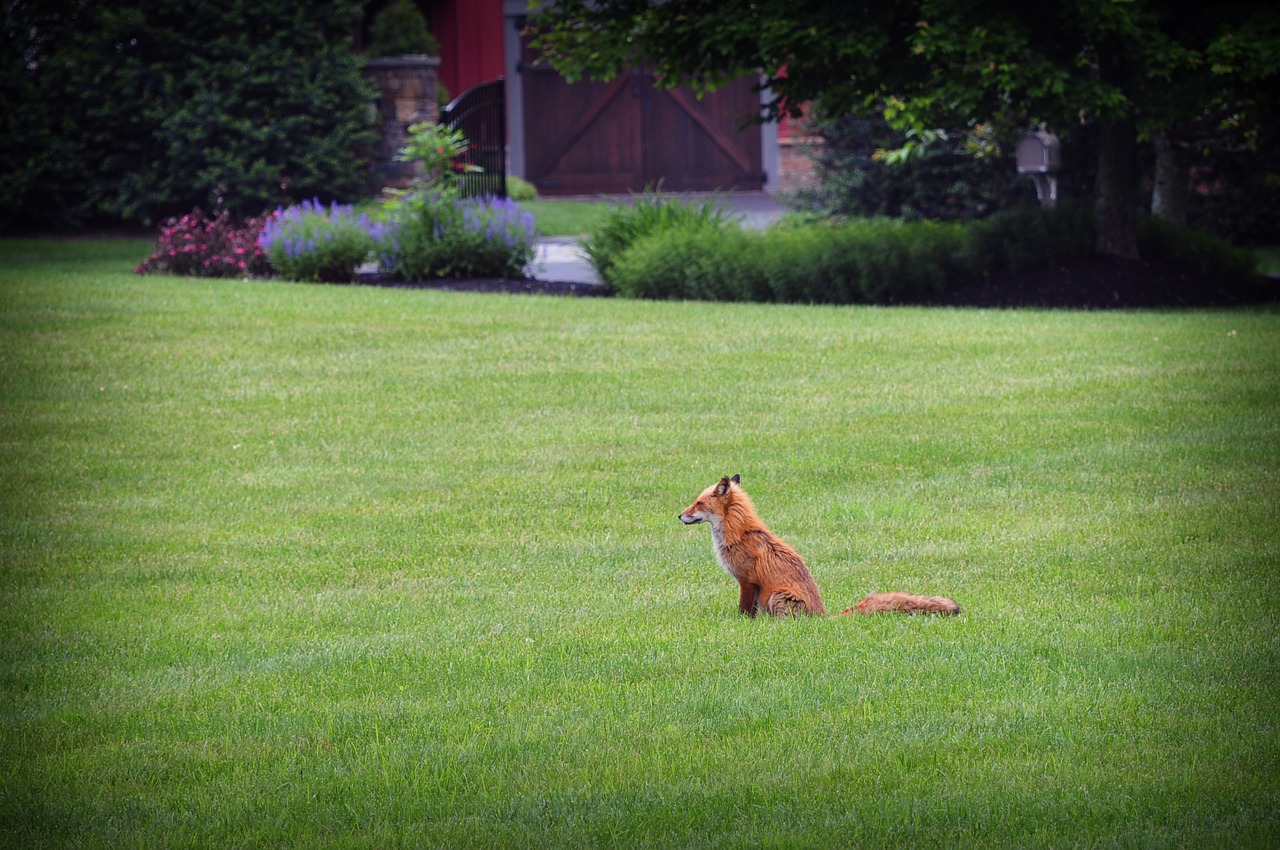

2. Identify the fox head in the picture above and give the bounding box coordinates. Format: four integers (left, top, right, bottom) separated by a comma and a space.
678, 474, 741, 525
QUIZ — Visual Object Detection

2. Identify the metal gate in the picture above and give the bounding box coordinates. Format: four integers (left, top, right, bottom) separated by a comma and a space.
440, 78, 507, 198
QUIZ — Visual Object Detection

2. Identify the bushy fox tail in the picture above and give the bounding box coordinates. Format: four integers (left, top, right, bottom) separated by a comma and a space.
841, 592, 960, 616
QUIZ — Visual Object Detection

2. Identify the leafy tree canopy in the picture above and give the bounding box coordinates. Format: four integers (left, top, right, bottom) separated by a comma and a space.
533, 0, 1279, 256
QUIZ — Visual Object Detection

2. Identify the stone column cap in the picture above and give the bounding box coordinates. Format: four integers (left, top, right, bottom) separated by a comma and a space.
363, 55, 442, 70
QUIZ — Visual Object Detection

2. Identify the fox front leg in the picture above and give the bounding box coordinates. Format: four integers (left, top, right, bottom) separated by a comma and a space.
738, 581, 761, 617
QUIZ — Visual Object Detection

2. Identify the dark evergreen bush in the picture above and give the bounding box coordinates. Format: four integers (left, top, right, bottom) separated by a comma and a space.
1138, 214, 1260, 281
368, 0, 439, 57
1, 0, 375, 229
1185, 141, 1280, 247
789, 114, 1030, 222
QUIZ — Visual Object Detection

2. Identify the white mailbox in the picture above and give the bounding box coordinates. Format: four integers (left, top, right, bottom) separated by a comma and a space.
1016, 127, 1061, 206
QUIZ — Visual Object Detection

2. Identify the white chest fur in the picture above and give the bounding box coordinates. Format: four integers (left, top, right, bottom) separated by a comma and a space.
710, 520, 733, 577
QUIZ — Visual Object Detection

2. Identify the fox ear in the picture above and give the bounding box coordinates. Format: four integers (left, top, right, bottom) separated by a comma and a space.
713, 476, 731, 497
730, 474, 741, 485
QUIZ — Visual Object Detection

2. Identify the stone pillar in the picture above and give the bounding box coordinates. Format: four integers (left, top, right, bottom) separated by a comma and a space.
362, 55, 441, 190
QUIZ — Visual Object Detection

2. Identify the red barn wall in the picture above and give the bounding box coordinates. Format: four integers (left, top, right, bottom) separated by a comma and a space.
424, 0, 506, 102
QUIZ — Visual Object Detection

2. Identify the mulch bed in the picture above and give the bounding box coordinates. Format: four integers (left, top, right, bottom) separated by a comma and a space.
912, 256, 1278, 309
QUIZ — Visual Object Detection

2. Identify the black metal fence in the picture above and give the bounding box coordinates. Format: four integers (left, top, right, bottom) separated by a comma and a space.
440, 78, 507, 199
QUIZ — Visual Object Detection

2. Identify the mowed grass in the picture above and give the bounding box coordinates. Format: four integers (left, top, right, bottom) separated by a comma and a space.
522, 198, 617, 236
2, 238, 1278, 848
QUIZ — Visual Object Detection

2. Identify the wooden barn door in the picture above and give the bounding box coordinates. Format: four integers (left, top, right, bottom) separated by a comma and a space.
519, 37, 764, 195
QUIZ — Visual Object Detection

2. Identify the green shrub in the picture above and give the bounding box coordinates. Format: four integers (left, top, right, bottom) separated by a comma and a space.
507, 176, 539, 202
395, 123, 479, 194
1138, 214, 1260, 282
581, 192, 734, 289
368, 0, 439, 57
1183, 129, 1280, 246
610, 217, 966, 304
751, 225, 832, 302
259, 199, 381, 283
602, 204, 1257, 304
383, 193, 537, 280
2, 0, 374, 229
955, 203, 1094, 276
788, 113, 1026, 222
610, 227, 761, 301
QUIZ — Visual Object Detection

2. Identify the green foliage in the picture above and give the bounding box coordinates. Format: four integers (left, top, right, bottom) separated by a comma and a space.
1138, 213, 1261, 280
1256, 247, 1280, 276
581, 192, 734, 290
1186, 128, 1280, 246
610, 227, 760, 301
395, 122, 481, 194
606, 204, 1171, 303
607, 205, 1260, 304
507, 175, 539, 202
385, 193, 538, 280
533, 1, 1277, 135
367, 0, 439, 57
955, 204, 1095, 275
611, 217, 967, 303
259, 199, 381, 283
532, 2, 1280, 260
790, 114, 1028, 222
1, 0, 375, 228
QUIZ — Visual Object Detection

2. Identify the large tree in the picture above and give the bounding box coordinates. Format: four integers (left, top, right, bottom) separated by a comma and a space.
532, 0, 1278, 259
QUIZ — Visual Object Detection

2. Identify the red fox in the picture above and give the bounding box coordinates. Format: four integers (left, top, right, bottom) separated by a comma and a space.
678, 474, 960, 618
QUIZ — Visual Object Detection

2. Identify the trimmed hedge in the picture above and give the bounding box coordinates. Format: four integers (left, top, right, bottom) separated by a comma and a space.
1137, 214, 1262, 282
604, 204, 1256, 304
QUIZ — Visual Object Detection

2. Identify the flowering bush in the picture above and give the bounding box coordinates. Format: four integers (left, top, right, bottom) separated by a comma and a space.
383, 193, 537, 280
259, 198, 384, 283
134, 208, 273, 277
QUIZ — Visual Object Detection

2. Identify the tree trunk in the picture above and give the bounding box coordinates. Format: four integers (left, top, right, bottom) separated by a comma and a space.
1094, 111, 1140, 259
1151, 128, 1190, 225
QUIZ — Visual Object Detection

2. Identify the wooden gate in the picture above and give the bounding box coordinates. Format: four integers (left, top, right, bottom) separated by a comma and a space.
441, 79, 507, 198
519, 39, 764, 195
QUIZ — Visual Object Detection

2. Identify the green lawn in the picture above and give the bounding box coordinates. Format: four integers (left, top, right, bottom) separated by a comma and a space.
523, 197, 617, 236
2, 238, 1278, 848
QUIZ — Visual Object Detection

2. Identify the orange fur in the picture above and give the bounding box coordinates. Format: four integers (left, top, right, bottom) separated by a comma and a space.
678, 474, 825, 616
679, 475, 960, 618
843, 591, 961, 616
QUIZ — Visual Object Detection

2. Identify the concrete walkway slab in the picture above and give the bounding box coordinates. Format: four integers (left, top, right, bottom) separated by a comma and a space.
533, 237, 598, 285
